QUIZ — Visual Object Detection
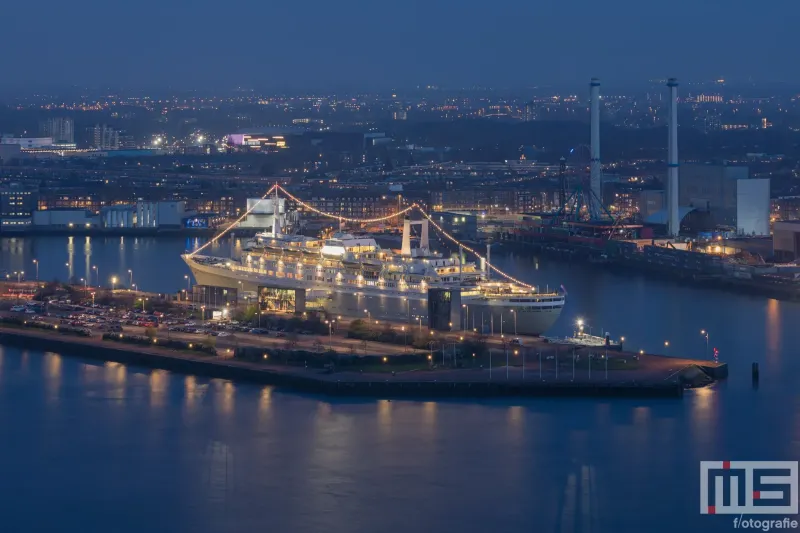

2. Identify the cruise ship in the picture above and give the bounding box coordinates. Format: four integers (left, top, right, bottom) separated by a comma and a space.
183, 204, 565, 335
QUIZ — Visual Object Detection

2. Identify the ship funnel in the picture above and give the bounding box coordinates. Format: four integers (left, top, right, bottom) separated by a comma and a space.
401, 216, 411, 256
420, 219, 429, 251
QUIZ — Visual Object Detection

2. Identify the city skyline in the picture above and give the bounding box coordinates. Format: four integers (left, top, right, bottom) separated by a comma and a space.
2, 0, 797, 90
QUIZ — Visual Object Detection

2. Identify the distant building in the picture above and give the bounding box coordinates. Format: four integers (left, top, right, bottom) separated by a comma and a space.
118, 133, 136, 149
300, 193, 396, 221
679, 164, 770, 235
40, 117, 74, 144
32, 209, 98, 229
1, 136, 54, 149
773, 221, 800, 261
101, 205, 136, 228
436, 212, 478, 241
522, 101, 536, 122
92, 124, 119, 150
239, 198, 285, 229
38, 191, 104, 214
0, 183, 38, 230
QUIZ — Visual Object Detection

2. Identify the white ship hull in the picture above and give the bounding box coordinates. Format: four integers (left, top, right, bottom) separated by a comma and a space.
184, 255, 564, 336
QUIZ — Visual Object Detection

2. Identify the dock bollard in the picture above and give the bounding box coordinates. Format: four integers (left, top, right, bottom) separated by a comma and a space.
752, 362, 759, 381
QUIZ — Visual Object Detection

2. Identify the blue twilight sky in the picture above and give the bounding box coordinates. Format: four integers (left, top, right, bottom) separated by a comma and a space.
1, 0, 795, 90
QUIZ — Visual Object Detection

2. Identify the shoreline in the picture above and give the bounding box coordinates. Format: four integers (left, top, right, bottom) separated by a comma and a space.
0, 327, 727, 399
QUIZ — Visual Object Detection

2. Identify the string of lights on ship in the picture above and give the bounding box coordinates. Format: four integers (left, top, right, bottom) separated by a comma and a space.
190, 184, 537, 291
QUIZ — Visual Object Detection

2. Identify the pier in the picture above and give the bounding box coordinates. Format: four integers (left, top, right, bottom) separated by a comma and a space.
0, 325, 727, 399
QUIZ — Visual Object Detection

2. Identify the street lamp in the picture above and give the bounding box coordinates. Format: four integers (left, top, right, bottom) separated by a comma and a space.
510, 309, 517, 336
664, 341, 670, 355
701, 330, 709, 359
65, 262, 70, 281
576, 318, 584, 337
111, 276, 118, 292
32, 259, 38, 281
364, 309, 370, 320
462, 303, 468, 331
128, 269, 133, 288
80, 278, 87, 290
184, 274, 191, 294
92, 265, 99, 287
325, 319, 336, 348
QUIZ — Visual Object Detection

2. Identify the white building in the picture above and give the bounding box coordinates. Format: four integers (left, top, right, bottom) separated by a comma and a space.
92, 124, 120, 150
1, 137, 54, 149
239, 198, 285, 229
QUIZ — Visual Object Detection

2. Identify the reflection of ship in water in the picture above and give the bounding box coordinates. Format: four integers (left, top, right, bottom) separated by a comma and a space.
184, 194, 566, 335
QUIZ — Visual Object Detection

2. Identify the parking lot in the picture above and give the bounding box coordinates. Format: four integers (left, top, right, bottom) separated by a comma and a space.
3, 298, 425, 357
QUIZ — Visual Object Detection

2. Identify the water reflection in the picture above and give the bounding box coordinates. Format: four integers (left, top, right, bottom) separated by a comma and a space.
506, 405, 524, 442
104, 361, 126, 387
377, 399, 392, 437
149, 370, 168, 408
766, 298, 781, 364
43, 352, 62, 401
215, 380, 234, 415
184, 375, 197, 409
258, 387, 271, 417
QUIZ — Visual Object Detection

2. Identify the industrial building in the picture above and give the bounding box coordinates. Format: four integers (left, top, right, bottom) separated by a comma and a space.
32, 209, 98, 228
773, 221, 800, 262
679, 164, 770, 235
101, 205, 136, 228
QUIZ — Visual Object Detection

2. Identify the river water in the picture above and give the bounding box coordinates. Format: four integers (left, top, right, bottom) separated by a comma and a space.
0, 235, 798, 533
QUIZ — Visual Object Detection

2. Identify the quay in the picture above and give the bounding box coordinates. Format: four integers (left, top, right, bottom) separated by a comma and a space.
0, 325, 727, 399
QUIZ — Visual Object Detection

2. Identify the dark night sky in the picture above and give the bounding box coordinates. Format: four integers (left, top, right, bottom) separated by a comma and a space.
2, 0, 795, 90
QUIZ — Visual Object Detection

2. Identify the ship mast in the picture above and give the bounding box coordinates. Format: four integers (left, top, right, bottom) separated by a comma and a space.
272, 185, 282, 236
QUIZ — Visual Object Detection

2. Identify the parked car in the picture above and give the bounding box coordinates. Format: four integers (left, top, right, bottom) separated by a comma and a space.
10, 306, 25, 312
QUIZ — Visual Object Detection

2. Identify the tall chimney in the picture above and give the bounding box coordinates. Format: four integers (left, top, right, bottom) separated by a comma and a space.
667, 78, 680, 237
590, 78, 602, 217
